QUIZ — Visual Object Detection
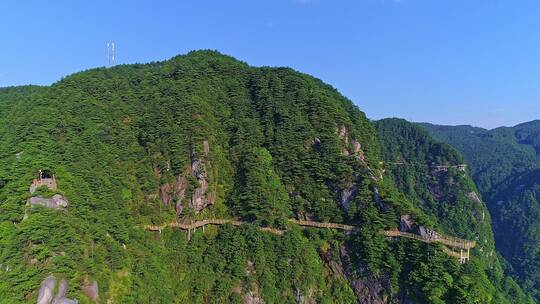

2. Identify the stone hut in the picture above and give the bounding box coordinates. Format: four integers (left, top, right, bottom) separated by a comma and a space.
30, 170, 57, 194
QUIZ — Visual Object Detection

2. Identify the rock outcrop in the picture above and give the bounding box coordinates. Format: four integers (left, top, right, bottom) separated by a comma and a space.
244, 291, 265, 304
340, 246, 389, 304
467, 191, 481, 204
37, 276, 78, 304
158, 141, 216, 214
37, 276, 56, 304
189, 158, 212, 212
28, 194, 69, 209
341, 181, 357, 210
399, 214, 414, 232
351, 139, 366, 163
159, 175, 188, 214
417, 226, 441, 240
82, 281, 99, 302
338, 125, 350, 156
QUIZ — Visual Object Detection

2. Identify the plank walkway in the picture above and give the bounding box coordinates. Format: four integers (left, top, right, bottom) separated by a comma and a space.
382, 229, 476, 250
144, 219, 475, 251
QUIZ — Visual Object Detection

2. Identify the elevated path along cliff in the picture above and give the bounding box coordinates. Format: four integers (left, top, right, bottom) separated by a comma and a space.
143, 218, 475, 252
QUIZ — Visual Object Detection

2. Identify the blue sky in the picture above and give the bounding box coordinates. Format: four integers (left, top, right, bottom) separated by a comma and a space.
1, 0, 539, 128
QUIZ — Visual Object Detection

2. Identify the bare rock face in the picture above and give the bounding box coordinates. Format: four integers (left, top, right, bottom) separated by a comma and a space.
244, 291, 265, 304
341, 181, 358, 210
28, 194, 69, 209
372, 186, 390, 212
320, 246, 345, 279
189, 158, 215, 213
159, 175, 188, 214
52, 279, 68, 303
338, 125, 350, 156
350, 279, 388, 304
418, 226, 441, 240
37, 276, 56, 304
37, 276, 78, 304
399, 214, 415, 232
351, 139, 366, 163
158, 141, 216, 214
203, 140, 210, 156
82, 281, 98, 302
467, 191, 481, 204
340, 246, 389, 304
305, 137, 322, 150
54, 299, 78, 304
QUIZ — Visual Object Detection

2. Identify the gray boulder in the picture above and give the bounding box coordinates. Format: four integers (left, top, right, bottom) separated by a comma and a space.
37, 276, 78, 304
29, 194, 68, 209
37, 276, 56, 304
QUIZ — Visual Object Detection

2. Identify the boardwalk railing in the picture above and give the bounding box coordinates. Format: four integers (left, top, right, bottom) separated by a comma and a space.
144, 219, 475, 262
144, 219, 475, 250
382, 229, 476, 250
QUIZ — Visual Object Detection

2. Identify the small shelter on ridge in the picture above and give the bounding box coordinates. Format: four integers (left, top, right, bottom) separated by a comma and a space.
29, 170, 57, 193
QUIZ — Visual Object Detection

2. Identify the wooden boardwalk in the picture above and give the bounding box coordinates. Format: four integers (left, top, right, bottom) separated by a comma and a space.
143, 218, 475, 260
382, 229, 475, 250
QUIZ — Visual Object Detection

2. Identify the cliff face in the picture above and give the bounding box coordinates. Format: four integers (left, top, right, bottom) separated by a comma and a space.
0, 52, 532, 303
421, 121, 540, 300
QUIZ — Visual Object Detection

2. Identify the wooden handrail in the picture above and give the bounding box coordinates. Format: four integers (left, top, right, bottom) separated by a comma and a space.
143, 219, 475, 250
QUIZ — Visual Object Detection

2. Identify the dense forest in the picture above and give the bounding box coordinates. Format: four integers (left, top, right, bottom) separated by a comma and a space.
422, 121, 540, 301
0, 51, 533, 303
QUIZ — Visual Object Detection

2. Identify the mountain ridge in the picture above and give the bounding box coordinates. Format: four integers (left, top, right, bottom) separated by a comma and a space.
0, 51, 533, 303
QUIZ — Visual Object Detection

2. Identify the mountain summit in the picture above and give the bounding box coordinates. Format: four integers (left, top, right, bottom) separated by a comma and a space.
0, 51, 532, 303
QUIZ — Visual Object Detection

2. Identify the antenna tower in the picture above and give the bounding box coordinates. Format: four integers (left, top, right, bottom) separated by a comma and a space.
107, 41, 116, 66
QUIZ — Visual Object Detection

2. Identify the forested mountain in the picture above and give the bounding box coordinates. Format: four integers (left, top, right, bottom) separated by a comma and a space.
0, 51, 532, 303
422, 121, 540, 300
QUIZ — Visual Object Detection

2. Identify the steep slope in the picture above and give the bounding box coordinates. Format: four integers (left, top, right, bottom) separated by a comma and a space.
421, 121, 540, 300
0, 51, 531, 303
420, 123, 540, 194
376, 118, 533, 303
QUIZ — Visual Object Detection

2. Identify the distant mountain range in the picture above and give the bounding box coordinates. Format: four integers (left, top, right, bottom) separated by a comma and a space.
422, 120, 540, 300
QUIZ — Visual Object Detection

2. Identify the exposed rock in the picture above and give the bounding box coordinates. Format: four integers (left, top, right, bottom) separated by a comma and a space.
37, 275, 56, 304
158, 142, 216, 214
189, 158, 215, 212
338, 125, 349, 143
320, 246, 345, 279
244, 291, 265, 304
372, 186, 390, 212
341, 181, 358, 210
350, 279, 388, 304
37, 276, 78, 304
305, 137, 322, 150
82, 281, 99, 301
53, 299, 77, 304
467, 191, 481, 204
203, 140, 210, 156
338, 125, 350, 156
399, 214, 414, 232
52, 279, 69, 304
28, 194, 69, 209
351, 139, 366, 163
159, 175, 188, 214
339, 246, 388, 304
417, 226, 441, 240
